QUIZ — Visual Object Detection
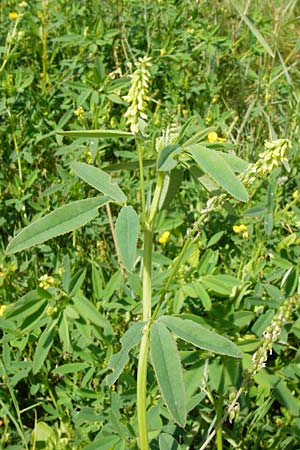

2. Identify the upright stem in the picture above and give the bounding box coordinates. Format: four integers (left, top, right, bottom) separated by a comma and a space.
137, 227, 152, 449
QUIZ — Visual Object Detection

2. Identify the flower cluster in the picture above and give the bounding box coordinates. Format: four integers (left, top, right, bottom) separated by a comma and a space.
250, 294, 299, 375
39, 274, 55, 289
123, 56, 151, 133
232, 224, 248, 239
155, 124, 180, 153
241, 139, 291, 186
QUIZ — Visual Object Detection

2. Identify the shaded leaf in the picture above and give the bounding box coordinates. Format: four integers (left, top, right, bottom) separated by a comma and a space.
150, 321, 186, 427
72, 294, 112, 330
33, 319, 58, 374
157, 144, 181, 171
105, 321, 145, 385
159, 433, 181, 450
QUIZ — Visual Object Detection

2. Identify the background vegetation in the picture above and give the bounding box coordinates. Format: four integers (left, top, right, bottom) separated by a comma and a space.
1, 0, 300, 449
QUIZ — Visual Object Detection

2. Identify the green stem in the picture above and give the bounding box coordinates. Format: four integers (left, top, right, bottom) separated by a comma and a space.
137, 142, 146, 219
137, 227, 153, 449
137, 329, 150, 450
216, 395, 223, 450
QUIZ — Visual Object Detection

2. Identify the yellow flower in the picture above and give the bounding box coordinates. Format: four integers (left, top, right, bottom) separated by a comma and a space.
9, 11, 19, 19
211, 96, 218, 104
208, 131, 218, 143
233, 224, 247, 234
0, 305, 7, 316
293, 189, 299, 200
158, 231, 170, 244
242, 231, 249, 239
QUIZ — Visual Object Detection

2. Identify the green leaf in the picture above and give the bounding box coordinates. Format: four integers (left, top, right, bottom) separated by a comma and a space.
71, 161, 127, 204
33, 319, 58, 374
150, 321, 187, 427
6, 197, 108, 255
231, 0, 275, 58
200, 274, 241, 296
159, 433, 181, 450
187, 144, 249, 202
52, 362, 89, 375
157, 144, 181, 171
219, 152, 249, 173
58, 129, 134, 138
115, 206, 140, 271
105, 321, 145, 385
159, 316, 243, 358
72, 294, 112, 330
159, 169, 183, 210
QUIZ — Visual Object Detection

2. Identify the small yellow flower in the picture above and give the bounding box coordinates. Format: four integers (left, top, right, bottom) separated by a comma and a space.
292, 189, 299, 200
158, 231, 170, 244
160, 48, 166, 56
208, 131, 218, 143
0, 305, 7, 316
242, 231, 249, 239
233, 224, 247, 234
211, 97, 218, 104
9, 11, 19, 19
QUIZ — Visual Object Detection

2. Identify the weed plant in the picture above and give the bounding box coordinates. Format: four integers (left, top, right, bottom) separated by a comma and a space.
1, 1, 300, 449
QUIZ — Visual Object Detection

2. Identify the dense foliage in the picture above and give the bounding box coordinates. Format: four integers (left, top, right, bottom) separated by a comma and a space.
1, 1, 300, 449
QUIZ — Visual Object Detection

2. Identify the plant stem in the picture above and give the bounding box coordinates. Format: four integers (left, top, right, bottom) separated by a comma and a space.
216, 395, 224, 450
137, 227, 152, 449
137, 142, 146, 220
137, 328, 150, 450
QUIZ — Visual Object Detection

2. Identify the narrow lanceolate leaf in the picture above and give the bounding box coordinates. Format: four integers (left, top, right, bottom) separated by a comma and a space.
150, 321, 186, 427
160, 316, 243, 358
105, 321, 145, 386
115, 206, 140, 271
231, 0, 275, 58
58, 129, 134, 139
187, 144, 249, 202
72, 294, 112, 330
6, 197, 108, 255
71, 161, 127, 204
33, 319, 59, 374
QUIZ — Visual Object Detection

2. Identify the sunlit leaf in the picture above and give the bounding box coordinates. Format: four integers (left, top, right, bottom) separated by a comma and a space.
6, 197, 109, 255
150, 321, 186, 427
71, 161, 127, 203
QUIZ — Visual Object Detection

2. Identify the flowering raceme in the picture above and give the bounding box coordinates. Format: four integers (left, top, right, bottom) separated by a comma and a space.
123, 56, 151, 133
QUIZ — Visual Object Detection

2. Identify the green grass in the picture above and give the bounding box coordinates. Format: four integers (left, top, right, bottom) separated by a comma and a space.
1, 1, 300, 449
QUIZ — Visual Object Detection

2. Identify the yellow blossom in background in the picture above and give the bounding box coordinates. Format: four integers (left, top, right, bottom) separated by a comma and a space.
208, 131, 218, 143
207, 131, 226, 143
0, 305, 7, 316
242, 231, 249, 239
211, 96, 218, 104
292, 189, 299, 200
158, 231, 170, 244
9, 11, 19, 19
39, 274, 55, 289
233, 224, 247, 234
74, 106, 84, 121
